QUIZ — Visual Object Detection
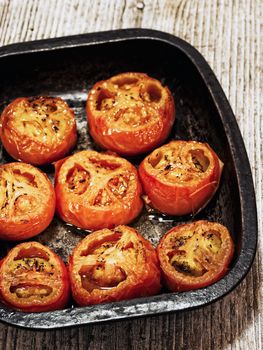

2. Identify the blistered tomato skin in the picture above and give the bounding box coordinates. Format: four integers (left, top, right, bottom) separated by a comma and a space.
0, 162, 55, 241
68, 225, 161, 306
157, 220, 234, 292
139, 140, 223, 216
0, 96, 77, 165
54, 150, 143, 231
86, 72, 175, 156
0, 242, 70, 312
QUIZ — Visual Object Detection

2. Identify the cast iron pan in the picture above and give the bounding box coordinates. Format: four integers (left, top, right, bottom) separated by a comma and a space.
0, 29, 257, 329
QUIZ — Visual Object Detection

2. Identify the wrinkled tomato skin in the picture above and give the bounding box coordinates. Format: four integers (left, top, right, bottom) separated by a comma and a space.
157, 221, 234, 292
0, 163, 56, 241
0, 97, 77, 165
0, 242, 70, 312
54, 151, 143, 231
86, 72, 175, 156
139, 141, 223, 216
68, 226, 161, 306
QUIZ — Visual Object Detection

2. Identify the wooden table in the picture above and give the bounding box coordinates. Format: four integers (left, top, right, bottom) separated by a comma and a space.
0, 1, 261, 349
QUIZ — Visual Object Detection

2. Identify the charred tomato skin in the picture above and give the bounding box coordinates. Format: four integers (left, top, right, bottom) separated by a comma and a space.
0, 162, 55, 241
68, 225, 161, 306
157, 220, 234, 292
139, 140, 223, 216
86, 72, 175, 156
54, 150, 143, 231
0, 242, 70, 312
0, 96, 77, 165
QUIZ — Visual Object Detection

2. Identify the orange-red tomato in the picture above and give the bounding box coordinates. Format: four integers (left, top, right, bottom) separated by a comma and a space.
68, 225, 161, 306
54, 150, 143, 230
157, 220, 234, 292
0, 96, 77, 165
0, 162, 55, 240
0, 242, 70, 312
86, 72, 175, 156
139, 140, 223, 216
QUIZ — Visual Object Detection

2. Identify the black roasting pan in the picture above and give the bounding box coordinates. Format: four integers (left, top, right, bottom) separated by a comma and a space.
0, 29, 257, 329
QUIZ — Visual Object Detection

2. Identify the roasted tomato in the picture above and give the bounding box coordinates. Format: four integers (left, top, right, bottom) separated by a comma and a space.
86, 72, 175, 156
0, 242, 70, 312
68, 225, 161, 305
0, 162, 55, 240
157, 220, 234, 292
0, 96, 77, 165
54, 150, 143, 230
139, 140, 223, 216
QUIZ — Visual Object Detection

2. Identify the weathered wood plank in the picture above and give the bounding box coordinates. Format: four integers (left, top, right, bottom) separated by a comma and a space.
0, 0, 261, 349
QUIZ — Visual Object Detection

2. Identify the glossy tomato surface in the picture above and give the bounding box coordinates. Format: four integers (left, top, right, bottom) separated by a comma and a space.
54, 150, 143, 230
68, 225, 161, 306
0, 162, 55, 240
86, 72, 175, 156
139, 140, 223, 216
157, 220, 234, 292
0, 242, 70, 312
0, 96, 77, 165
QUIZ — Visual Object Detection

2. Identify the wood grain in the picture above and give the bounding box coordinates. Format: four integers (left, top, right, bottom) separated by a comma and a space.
0, 0, 262, 349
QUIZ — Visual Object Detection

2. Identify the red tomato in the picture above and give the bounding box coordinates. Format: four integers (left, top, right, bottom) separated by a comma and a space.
54, 150, 143, 230
139, 140, 223, 216
0, 242, 70, 312
0, 162, 55, 240
86, 72, 175, 156
0, 96, 77, 165
157, 220, 234, 292
68, 225, 161, 305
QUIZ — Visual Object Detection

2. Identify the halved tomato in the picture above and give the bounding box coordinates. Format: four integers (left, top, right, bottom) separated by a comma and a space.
68, 225, 161, 305
157, 220, 234, 291
0, 162, 55, 240
0, 242, 70, 312
86, 72, 175, 156
139, 140, 223, 216
0, 96, 77, 165
54, 150, 143, 230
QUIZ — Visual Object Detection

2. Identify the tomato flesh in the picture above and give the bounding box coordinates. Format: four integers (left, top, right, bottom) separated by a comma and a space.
86, 72, 175, 156
69, 225, 161, 305
0, 163, 55, 240
157, 221, 234, 292
10, 284, 53, 299
139, 140, 223, 215
0, 242, 70, 312
0, 96, 77, 165
55, 150, 143, 230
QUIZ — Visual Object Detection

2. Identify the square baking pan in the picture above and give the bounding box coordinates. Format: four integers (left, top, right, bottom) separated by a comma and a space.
0, 29, 257, 329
